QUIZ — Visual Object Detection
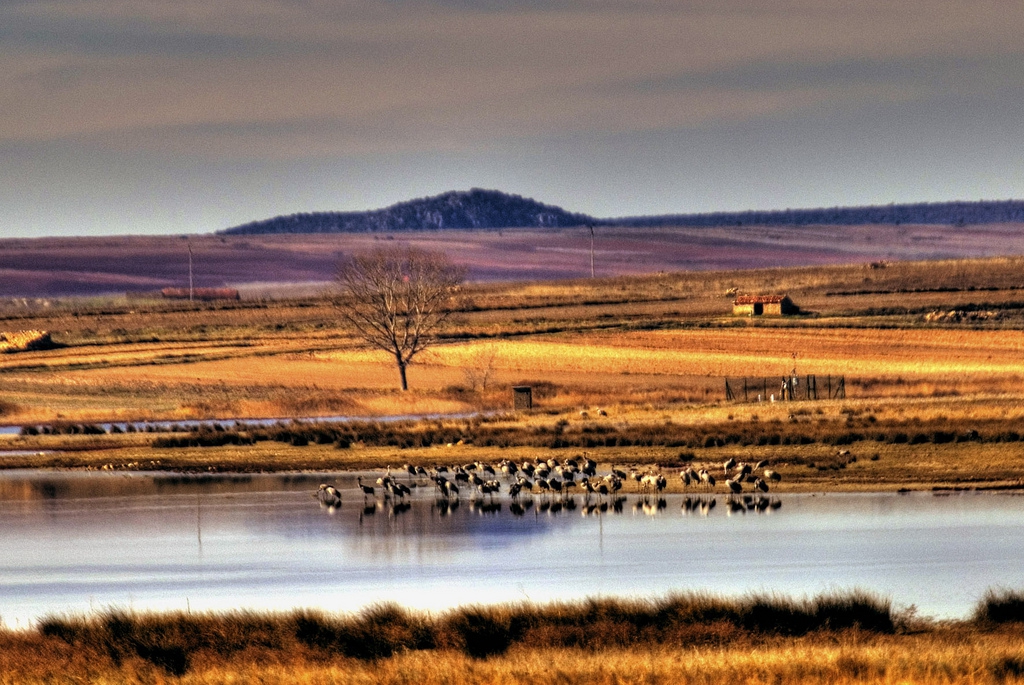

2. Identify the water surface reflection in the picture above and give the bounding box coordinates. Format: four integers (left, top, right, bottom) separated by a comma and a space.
1, 471, 1022, 627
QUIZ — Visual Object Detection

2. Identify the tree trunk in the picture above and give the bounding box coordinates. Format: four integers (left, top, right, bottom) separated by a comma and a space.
398, 361, 408, 391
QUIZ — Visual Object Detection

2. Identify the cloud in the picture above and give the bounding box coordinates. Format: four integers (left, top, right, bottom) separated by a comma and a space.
633, 54, 1024, 96
4, 0, 1024, 236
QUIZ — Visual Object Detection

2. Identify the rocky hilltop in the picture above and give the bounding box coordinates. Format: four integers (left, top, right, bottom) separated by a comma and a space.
221, 188, 595, 235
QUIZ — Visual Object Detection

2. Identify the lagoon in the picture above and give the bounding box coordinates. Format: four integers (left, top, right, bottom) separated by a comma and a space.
1, 470, 1022, 628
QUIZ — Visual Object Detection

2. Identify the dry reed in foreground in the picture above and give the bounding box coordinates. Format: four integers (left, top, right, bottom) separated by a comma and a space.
3, 590, 1024, 683
176, 639, 1024, 685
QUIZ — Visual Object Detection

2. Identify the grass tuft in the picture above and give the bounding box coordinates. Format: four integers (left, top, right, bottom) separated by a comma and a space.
973, 588, 1024, 624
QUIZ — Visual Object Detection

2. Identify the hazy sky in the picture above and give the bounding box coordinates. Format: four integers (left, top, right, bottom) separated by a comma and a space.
3, 0, 1024, 237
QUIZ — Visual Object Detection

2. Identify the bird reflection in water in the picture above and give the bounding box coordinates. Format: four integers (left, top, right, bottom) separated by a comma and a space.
724, 495, 782, 515
634, 496, 668, 516
580, 495, 627, 516
682, 496, 717, 516
469, 500, 502, 515
389, 501, 412, 516
355, 499, 410, 523
333, 492, 779, 519
434, 497, 460, 517
509, 499, 535, 516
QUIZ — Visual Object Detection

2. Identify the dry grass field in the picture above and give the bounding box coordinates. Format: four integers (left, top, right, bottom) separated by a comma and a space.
7, 638, 1024, 684
3, 255, 1024, 490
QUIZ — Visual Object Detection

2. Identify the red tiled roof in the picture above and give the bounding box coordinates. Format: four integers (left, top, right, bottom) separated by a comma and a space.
734, 294, 789, 305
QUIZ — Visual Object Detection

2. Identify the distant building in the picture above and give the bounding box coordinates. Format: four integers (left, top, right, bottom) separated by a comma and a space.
512, 386, 533, 410
733, 294, 798, 316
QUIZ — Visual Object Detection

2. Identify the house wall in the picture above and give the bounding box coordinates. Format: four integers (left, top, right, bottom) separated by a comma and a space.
733, 298, 795, 316
733, 303, 756, 316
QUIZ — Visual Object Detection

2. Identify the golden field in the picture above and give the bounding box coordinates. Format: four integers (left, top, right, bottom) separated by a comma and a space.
2, 255, 1024, 491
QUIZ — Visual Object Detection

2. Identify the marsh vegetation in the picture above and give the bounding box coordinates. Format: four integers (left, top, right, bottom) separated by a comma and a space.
2, 591, 1024, 683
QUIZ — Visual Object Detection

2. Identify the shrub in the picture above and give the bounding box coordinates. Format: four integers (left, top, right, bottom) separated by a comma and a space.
29, 590, 898, 675
152, 430, 254, 448
437, 606, 521, 658
974, 589, 1024, 624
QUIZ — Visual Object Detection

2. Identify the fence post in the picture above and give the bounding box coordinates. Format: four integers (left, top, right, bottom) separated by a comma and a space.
723, 374, 838, 404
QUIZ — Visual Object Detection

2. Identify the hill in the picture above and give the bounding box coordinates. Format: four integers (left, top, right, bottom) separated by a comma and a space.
610, 199, 1024, 228
221, 190, 1024, 235
221, 188, 595, 235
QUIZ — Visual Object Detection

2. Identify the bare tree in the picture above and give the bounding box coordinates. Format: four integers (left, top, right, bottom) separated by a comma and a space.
463, 344, 500, 391
332, 246, 466, 390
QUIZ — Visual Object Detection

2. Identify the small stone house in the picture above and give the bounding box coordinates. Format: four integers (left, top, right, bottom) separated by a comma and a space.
732, 294, 798, 316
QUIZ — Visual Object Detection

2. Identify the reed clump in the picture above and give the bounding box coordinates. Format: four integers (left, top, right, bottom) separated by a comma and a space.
973, 588, 1024, 625
148, 414, 1023, 453
11, 592, 896, 678
6, 591, 1024, 682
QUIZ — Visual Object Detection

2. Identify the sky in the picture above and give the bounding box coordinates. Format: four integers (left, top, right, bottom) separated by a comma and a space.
3, 0, 1024, 237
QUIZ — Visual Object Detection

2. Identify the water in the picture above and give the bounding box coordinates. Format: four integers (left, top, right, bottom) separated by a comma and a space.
1, 470, 1023, 628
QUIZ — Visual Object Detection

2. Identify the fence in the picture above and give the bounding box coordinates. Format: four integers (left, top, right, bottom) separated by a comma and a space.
725, 375, 845, 403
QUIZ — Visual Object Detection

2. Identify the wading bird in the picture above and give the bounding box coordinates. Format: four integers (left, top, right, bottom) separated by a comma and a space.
356, 477, 375, 500
317, 484, 341, 508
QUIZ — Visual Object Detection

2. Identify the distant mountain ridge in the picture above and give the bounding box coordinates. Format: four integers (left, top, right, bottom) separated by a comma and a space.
220, 189, 1024, 234
609, 199, 1024, 228
221, 188, 594, 235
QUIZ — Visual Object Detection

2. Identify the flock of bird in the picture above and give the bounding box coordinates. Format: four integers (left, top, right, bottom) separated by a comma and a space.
317, 455, 783, 513
679, 457, 783, 496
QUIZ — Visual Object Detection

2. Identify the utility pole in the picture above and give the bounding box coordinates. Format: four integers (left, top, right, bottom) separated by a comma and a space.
588, 224, 595, 278
188, 238, 194, 302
